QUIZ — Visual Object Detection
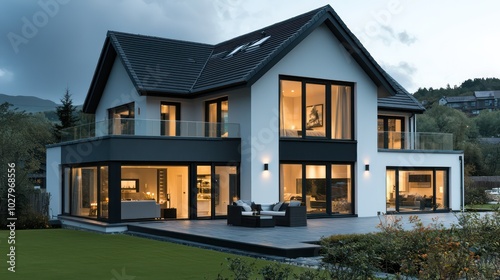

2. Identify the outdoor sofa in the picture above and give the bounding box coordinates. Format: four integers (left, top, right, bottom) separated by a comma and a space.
227, 200, 307, 227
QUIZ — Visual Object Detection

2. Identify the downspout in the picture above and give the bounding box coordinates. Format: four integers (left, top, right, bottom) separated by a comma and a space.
411, 113, 416, 149
459, 155, 464, 212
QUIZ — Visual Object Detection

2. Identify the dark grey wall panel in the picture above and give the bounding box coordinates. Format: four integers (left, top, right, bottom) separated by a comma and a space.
279, 140, 357, 162
60, 136, 241, 164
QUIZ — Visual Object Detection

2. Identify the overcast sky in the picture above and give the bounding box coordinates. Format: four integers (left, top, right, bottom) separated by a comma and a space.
1, 0, 499, 106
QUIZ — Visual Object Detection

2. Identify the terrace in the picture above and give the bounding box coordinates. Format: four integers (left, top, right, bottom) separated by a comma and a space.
378, 131, 455, 151
60, 119, 241, 142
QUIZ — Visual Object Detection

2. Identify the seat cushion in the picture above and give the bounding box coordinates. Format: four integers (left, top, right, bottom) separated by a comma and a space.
260, 211, 286, 216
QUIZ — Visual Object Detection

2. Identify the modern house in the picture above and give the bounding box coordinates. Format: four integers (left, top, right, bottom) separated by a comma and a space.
439, 90, 500, 115
46, 5, 464, 224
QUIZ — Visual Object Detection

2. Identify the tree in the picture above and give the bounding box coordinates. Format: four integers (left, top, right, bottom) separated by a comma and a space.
55, 88, 79, 140
474, 110, 500, 137
0, 102, 55, 228
417, 105, 484, 175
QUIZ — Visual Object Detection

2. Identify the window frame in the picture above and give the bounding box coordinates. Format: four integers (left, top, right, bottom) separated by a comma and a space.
378, 115, 406, 149
160, 102, 181, 136
279, 75, 354, 140
205, 97, 228, 137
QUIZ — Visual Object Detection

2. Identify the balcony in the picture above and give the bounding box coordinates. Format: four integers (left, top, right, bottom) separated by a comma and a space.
60, 119, 240, 142
378, 132, 454, 151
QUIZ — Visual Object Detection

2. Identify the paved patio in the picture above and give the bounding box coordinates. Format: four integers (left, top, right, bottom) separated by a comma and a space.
127, 212, 470, 258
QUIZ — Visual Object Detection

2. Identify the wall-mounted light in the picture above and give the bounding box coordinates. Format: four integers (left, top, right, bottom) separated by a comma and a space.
365, 164, 370, 171
264, 163, 269, 171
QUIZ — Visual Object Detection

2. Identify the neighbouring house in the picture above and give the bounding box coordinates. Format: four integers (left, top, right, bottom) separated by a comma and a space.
46, 5, 464, 224
439, 90, 500, 115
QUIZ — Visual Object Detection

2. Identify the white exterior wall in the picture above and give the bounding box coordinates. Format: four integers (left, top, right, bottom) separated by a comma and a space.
46, 146, 62, 219
226, 88, 252, 199
250, 24, 379, 205
95, 58, 146, 134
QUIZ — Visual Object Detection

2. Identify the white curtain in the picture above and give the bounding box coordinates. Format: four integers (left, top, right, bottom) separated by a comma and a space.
332, 86, 351, 139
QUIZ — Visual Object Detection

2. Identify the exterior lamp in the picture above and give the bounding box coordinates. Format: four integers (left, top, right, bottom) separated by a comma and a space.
365, 164, 370, 171
264, 163, 269, 171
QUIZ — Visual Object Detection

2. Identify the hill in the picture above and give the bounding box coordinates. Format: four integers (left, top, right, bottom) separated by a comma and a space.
0, 93, 59, 113
413, 78, 500, 107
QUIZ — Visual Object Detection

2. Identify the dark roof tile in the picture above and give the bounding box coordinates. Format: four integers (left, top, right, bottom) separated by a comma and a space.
84, 5, 423, 113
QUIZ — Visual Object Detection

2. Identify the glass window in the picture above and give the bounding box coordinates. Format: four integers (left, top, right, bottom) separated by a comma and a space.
121, 165, 189, 219
435, 170, 448, 210
331, 85, 352, 139
378, 116, 404, 149
71, 167, 98, 218
386, 168, 449, 213
331, 164, 352, 214
99, 166, 108, 219
197, 165, 212, 217
160, 103, 180, 136
214, 166, 238, 216
280, 80, 302, 137
305, 83, 326, 137
280, 78, 353, 139
280, 164, 302, 201
206, 98, 228, 137
108, 102, 134, 135
306, 165, 326, 214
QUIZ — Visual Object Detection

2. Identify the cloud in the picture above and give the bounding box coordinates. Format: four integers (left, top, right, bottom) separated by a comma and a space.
382, 61, 417, 92
380, 25, 417, 46
397, 31, 417, 45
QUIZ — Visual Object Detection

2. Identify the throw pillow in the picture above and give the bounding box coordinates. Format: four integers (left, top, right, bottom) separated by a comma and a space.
289, 200, 301, 207
251, 203, 262, 212
272, 202, 283, 211
236, 200, 252, 212
279, 202, 289, 211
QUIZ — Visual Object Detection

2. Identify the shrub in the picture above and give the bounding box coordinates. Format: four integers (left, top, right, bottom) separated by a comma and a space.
215, 257, 255, 280
320, 212, 500, 279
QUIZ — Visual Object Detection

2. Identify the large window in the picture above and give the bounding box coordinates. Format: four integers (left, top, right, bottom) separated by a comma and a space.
206, 97, 228, 137
71, 167, 98, 218
386, 168, 449, 212
108, 102, 135, 135
121, 165, 189, 219
160, 102, 180, 136
280, 163, 353, 215
280, 78, 353, 139
378, 116, 405, 149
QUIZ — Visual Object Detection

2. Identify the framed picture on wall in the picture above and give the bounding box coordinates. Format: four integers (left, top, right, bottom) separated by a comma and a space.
306, 104, 323, 129
121, 179, 139, 192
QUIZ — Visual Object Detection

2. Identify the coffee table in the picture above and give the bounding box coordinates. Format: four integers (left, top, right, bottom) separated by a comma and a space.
241, 215, 275, 227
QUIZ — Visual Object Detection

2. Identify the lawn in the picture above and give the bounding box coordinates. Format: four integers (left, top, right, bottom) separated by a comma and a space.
0, 229, 295, 279
465, 203, 500, 211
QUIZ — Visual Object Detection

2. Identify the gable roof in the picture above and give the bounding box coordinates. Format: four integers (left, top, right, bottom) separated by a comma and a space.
83, 5, 424, 113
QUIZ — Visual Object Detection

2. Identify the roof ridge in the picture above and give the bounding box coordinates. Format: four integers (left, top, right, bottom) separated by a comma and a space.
107, 30, 214, 47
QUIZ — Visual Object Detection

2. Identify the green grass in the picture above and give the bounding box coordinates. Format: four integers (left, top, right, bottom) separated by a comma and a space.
0, 229, 298, 279
465, 203, 500, 210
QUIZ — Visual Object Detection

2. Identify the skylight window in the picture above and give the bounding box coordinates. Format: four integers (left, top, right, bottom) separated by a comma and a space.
248, 35, 271, 49
226, 43, 248, 57
224, 35, 271, 58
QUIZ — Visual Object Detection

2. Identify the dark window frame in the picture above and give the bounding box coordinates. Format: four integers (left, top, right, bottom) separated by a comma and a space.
160, 101, 181, 136
205, 97, 228, 137
378, 115, 405, 149
279, 75, 354, 141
